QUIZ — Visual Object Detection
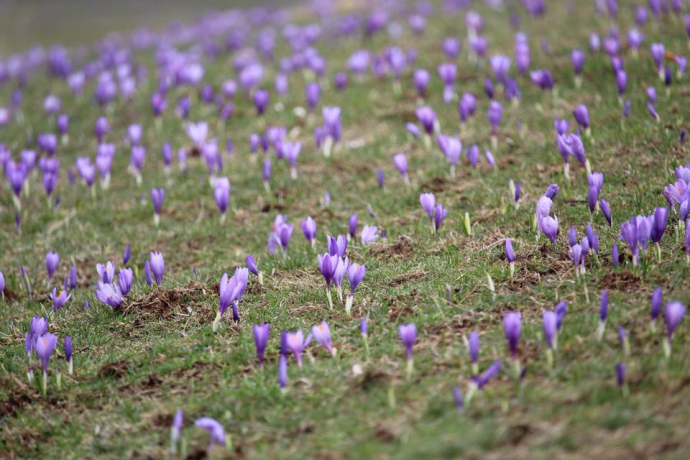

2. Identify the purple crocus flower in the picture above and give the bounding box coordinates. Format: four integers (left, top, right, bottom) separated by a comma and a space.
35, 332, 57, 390
651, 287, 663, 327
647, 101, 660, 121
554, 118, 570, 135
503, 312, 521, 359
600, 199, 612, 226
393, 153, 409, 185
122, 244, 132, 266
213, 178, 230, 219
664, 301, 686, 340
149, 252, 164, 285
616, 361, 626, 390
453, 386, 463, 411
50, 288, 71, 312
420, 193, 435, 222
195, 417, 225, 451
42, 172, 57, 198
171, 409, 183, 452
488, 101, 502, 135
604, 36, 620, 57
286, 330, 311, 367
253, 89, 270, 116
305, 82, 321, 112
458, 93, 477, 124
278, 354, 288, 389
541, 216, 559, 244
485, 79, 494, 101
505, 238, 516, 276
413, 69, 430, 98
348, 214, 358, 240
301, 216, 317, 246
543, 310, 557, 350
442, 37, 461, 59
434, 204, 448, 232
650, 207, 668, 247
472, 360, 502, 389
650, 43, 665, 76
284, 141, 301, 179
590, 34, 601, 51
627, 29, 644, 53
597, 290, 609, 341
186, 122, 208, 148
571, 49, 585, 76
151, 188, 165, 223
64, 335, 73, 374
96, 281, 123, 308
376, 168, 385, 189
246, 255, 259, 277
398, 323, 417, 377
334, 72, 348, 91
327, 235, 347, 258
130, 146, 146, 179
468, 331, 479, 374
530, 69, 554, 90
489, 55, 511, 83
485, 150, 496, 169
545, 184, 561, 200
94, 116, 110, 143
318, 252, 340, 307
406, 123, 421, 139
615, 70, 627, 96
572, 244, 583, 270
555, 301, 568, 330
312, 322, 334, 356
347, 263, 366, 297
361, 225, 379, 245
97, 261, 116, 284
118, 268, 133, 297
46, 251, 59, 280
573, 104, 590, 132
588, 186, 599, 217
467, 145, 479, 168
127, 124, 143, 147
416, 106, 436, 135
253, 323, 270, 367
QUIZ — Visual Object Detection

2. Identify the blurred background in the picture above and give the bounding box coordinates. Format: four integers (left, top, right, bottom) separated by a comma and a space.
0, 0, 296, 54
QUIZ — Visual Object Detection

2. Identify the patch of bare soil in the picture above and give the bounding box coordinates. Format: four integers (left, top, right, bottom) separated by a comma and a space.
0, 386, 36, 419
123, 281, 215, 323
98, 359, 130, 379
373, 422, 400, 443
171, 361, 221, 381
420, 176, 474, 195
389, 268, 426, 287
387, 304, 415, 322
370, 235, 415, 260
598, 270, 642, 292
1, 286, 20, 303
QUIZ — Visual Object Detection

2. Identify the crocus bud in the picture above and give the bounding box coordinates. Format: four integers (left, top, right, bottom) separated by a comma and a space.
253, 324, 270, 368
663, 301, 686, 359
503, 312, 521, 358
468, 331, 479, 375
650, 287, 662, 332
598, 290, 609, 341
398, 323, 417, 379
65, 336, 73, 374
505, 238, 515, 277
616, 362, 627, 396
